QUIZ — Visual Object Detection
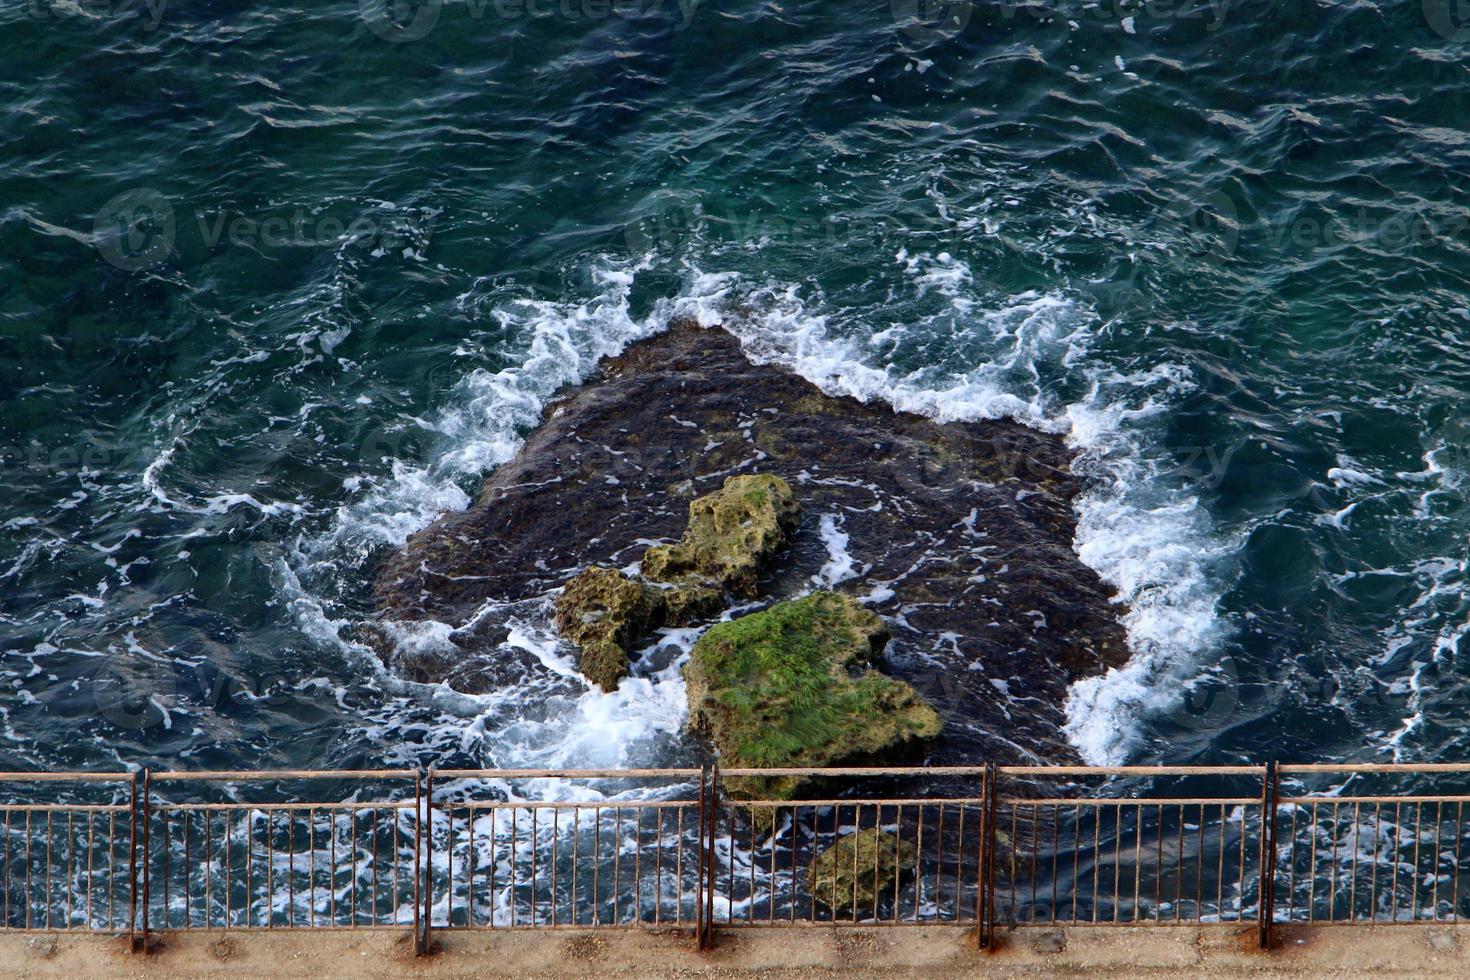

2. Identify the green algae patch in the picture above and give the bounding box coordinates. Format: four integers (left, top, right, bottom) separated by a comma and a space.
683, 591, 942, 801
642, 473, 799, 597
807, 829, 916, 914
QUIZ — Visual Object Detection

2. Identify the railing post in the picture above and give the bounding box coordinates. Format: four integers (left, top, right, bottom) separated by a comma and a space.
706, 762, 718, 948
694, 761, 705, 948
1258, 760, 1280, 950
695, 760, 714, 951
413, 769, 425, 955
977, 762, 998, 949
420, 768, 435, 955
140, 769, 151, 949
128, 770, 140, 950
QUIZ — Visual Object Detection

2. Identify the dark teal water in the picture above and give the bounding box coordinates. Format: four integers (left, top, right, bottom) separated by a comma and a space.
2, 0, 1469, 780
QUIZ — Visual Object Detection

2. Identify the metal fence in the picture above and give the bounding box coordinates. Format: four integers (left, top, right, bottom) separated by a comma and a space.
5, 763, 1470, 951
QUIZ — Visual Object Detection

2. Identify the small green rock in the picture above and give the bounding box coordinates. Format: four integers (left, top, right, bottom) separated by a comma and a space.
807, 829, 916, 914
642, 473, 800, 597
683, 591, 942, 802
553, 566, 662, 692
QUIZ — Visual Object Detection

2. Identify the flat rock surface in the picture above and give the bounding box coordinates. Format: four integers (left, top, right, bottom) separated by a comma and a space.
372, 320, 1128, 765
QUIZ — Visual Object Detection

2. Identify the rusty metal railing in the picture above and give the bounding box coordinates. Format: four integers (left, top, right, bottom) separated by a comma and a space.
7, 763, 1470, 951
0, 772, 136, 938
138, 770, 424, 948
426, 767, 706, 939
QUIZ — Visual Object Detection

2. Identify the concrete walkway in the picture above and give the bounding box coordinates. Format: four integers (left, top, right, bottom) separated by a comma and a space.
4, 924, 1466, 977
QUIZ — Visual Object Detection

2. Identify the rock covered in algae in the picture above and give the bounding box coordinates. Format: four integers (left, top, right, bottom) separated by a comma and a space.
553, 565, 723, 691
642, 473, 800, 597
553, 475, 796, 691
552, 567, 661, 692
807, 829, 916, 914
683, 591, 942, 801
371, 321, 1130, 764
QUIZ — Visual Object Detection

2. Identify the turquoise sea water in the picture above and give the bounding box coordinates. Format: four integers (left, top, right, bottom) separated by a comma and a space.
2, 1, 1469, 782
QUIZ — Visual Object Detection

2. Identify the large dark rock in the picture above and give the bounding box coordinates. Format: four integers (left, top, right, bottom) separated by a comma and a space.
371, 320, 1128, 765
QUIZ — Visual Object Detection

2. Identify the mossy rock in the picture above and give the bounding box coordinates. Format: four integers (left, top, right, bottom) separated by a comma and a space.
555, 475, 799, 693
807, 829, 916, 915
642, 473, 799, 597
554, 566, 730, 691
553, 567, 663, 692
683, 591, 942, 801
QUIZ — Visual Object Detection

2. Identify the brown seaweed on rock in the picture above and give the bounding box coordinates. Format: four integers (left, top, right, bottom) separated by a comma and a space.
370, 319, 1129, 767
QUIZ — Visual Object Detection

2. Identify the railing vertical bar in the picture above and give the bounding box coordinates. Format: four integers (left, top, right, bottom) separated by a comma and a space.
289, 812, 297, 928
350, 808, 358, 928
65, 812, 74, 930
1328, 802, 1339, 922
225, 810, 233, 930
952, 802, 965, 923
1454, 801, 1464, 924
761, 806, 768, 924
23, 810, 30, 930
87, 811, 95, 930
654, 807, 663, 926
507, 806, 516, 930
1284, 803, 1298, 923
1074, 803, 1083, 924
1370, 803, 1383, 922
695, 767, 707, 948
977, 762, 997, 949
612, 806, 621, 926
127, 772, 138, 948
267, 810, 275, 929
592, 806, 601, 927
1432, 802, 1444, 921
411, 772, 421, 954
1258, 761, 1279, 949
45, 810, 52, 931
532, 807, 540, 929
1350, 801, 1361, 923
706, 763, 718, 942
551, 809, 560, 928
1411, 802, 1424, 922
1111, 806, 1122, 924
1305, 803, 1317, 924
422, 769, 433, 950
1215, 803, 1226, 921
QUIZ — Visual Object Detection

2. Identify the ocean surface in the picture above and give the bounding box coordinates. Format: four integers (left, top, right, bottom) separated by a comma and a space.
2, 0, 1468, 789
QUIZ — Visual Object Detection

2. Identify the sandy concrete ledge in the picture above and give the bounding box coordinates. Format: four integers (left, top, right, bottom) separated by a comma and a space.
3, 924, 1468, 978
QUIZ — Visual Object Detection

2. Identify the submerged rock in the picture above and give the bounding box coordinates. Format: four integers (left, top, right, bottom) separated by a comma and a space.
684, 592, 942, 801
807, 829, 916, 914
370, 320, 1129, 765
